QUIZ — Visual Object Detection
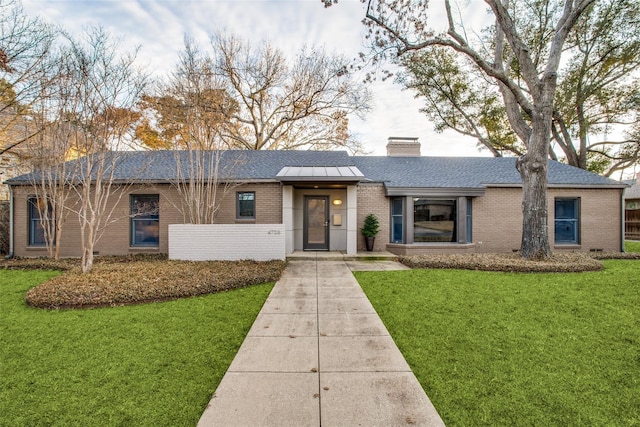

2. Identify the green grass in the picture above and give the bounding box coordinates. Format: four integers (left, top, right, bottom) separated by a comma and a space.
0, 270, 273, 426
626, 240, 640, 253
356, 260, 640, 426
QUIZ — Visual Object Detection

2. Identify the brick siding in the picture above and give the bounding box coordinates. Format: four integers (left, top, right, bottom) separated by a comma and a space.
11, 182, 283, 257
10, 181, 623, 257
473, 187, 622, 253
356, 183, 389, 252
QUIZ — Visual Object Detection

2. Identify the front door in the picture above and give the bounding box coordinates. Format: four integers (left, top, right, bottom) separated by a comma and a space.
304, 196, 329, 250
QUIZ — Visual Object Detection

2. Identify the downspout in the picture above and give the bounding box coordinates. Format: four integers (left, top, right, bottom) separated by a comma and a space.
621, 188, 626, 253
8, 184, 14, 258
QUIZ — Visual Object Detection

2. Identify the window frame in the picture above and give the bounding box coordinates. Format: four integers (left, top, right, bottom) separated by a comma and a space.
28, 197, 53, 247
390, 197, 404, 243
554, 197, 580, 245
466, 198, 473, 243
236, 191, 256, 220
130, 194, 160, 247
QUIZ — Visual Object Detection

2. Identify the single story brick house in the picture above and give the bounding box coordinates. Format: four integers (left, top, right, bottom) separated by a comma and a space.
5, 138, 627, 259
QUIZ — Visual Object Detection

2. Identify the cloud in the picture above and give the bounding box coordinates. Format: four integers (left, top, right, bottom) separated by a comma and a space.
20, 0, 490, 157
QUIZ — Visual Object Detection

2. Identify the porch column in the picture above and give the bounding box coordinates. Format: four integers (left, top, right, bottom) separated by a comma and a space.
282, 185, 294, 254
346, 185, 357, 255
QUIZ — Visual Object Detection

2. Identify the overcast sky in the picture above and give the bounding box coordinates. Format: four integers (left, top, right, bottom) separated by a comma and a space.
21, 0, 494, 157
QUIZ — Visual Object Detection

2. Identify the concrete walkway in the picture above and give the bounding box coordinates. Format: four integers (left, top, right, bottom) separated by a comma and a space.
198, 257, 445, 426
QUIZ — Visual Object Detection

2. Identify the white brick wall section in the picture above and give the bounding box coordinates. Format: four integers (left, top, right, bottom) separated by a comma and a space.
169, 224, 286, 261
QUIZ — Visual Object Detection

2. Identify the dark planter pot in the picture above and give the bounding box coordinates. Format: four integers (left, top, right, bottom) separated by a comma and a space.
365, 236, 375, 252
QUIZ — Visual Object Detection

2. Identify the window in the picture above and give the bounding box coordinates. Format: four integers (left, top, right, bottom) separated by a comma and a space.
413, 199, 457, 243
131, 195, 159, 247
28, 197, 52, 246
237, 192, 255, 219
555, 198, 580, 244
466, 198, 473, 243
391, 198, 404, 243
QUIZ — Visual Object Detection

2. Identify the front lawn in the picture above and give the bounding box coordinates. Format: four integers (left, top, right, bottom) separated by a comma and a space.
626, 240, 640, 253
0, 270, 274, 426
356, 260, 640, 426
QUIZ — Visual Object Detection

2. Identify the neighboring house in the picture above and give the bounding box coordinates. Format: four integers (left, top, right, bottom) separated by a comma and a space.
5, 137, 627, 258
624, 174, 640, 240
0, 149, 30, 201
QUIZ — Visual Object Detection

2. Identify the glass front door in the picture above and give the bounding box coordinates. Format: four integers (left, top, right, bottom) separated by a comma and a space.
304, 196, 329, 250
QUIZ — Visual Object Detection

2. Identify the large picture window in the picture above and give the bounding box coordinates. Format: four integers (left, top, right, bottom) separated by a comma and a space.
413, 199, 457, 243
237, 192, 255, 219
28, 197, 52, 246
131, 195, 159, 247
555, 198, 580, 244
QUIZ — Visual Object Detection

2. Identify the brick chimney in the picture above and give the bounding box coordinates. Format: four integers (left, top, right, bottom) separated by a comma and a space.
386, 137, 421, 157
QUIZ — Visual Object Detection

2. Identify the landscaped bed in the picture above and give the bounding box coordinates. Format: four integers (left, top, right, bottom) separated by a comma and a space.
399, 250, 640, 272
0, 255, 285, 309
399, 252, 606, 272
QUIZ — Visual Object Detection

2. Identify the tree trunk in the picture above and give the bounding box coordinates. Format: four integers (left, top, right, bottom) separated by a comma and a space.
516, 108, 552, 259
81, 246, 94, 274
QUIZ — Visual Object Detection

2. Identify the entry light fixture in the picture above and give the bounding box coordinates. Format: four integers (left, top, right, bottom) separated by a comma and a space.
332, 199, 343, 206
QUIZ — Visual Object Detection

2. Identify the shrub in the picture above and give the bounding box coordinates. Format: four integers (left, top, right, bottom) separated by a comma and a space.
361, 213, 380, 237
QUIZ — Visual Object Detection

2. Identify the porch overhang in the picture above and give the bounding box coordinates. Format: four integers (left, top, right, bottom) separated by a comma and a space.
384, 186, 486, 197
276, 166, 364, 185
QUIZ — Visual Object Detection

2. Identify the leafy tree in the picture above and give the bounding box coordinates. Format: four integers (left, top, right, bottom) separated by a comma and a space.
393, 0, 639, 176
326, 0, 596, 259
398, 47, 524, 157
551, 0, 639, 175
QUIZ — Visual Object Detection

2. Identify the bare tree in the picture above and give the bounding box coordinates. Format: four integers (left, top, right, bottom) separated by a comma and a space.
60, 28, 146, 272
25, 51, 77, 259
211, 32, 370, 152
326, 0, 596, 259
0, 0, 55, 156
137, 33, 371, 153
139, 39, 240, 223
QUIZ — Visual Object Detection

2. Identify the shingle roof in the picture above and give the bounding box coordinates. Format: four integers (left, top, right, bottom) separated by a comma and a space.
6, 150, 355, 184
353, 156, 625, 188
6, 150, 625, 189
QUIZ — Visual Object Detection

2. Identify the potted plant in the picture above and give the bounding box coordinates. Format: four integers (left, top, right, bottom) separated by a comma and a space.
361, 213, 380, 252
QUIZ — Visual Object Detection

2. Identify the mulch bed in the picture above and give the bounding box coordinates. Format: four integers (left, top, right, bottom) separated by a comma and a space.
398, 252, 618, 273
4, 255, 285, 309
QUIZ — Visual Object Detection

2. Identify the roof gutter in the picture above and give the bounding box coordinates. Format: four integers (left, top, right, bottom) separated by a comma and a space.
483, 183, 628, 189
